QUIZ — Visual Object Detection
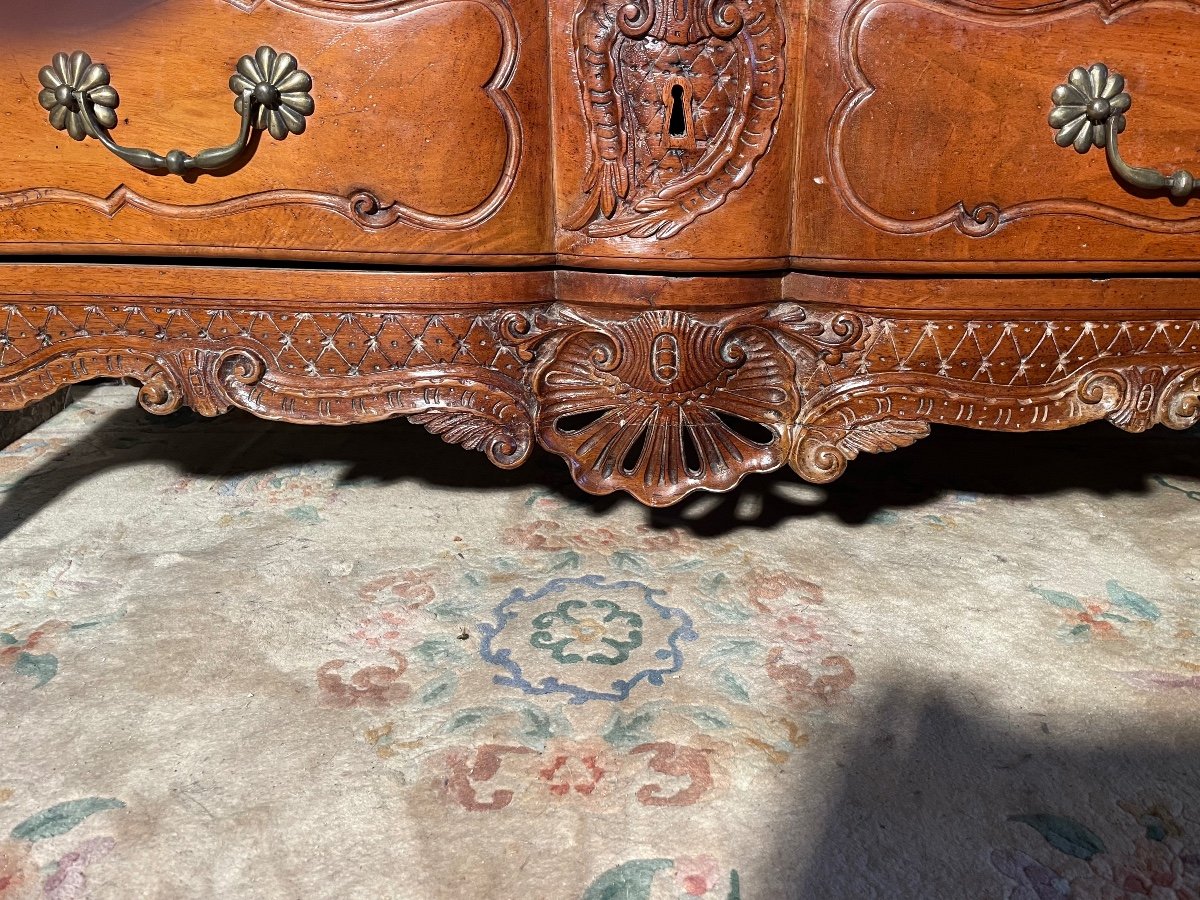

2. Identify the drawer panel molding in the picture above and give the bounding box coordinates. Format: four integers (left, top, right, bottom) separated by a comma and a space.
829, 0, 1200, 239
225, 0, 461, 21
0, 0, 524, 236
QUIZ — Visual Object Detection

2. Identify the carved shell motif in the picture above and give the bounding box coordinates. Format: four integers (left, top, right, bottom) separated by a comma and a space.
566, 0, 786, 239
534, 309, 797, 505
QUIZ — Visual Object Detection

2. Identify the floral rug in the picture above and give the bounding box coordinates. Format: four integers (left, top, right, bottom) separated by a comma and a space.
1, 382, 1199, 900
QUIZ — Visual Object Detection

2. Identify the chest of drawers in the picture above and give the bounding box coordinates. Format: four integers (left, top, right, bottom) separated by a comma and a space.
1, 0, 1197, 505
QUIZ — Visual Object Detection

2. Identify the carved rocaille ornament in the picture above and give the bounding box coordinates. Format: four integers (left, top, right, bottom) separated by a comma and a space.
2, 302, 1199, 506
566, 0, 785, 239
508, 304, 863, 503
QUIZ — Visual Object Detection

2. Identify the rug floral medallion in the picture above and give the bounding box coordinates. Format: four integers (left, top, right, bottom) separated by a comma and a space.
1, 384, 1199, 898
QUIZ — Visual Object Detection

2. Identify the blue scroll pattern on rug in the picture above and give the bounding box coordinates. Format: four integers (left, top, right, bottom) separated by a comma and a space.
478, 575, 697, 704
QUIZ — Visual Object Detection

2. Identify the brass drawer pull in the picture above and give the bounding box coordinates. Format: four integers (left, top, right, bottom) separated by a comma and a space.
37, 47, 314, 176
1050, 63, 1197, 199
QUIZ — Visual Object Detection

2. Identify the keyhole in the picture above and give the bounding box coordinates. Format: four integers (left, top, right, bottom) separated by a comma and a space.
668, 83, 687, 137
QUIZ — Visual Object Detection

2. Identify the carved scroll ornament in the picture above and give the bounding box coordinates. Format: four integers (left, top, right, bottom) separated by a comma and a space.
507, 305, 864, 503
2, 302, 1200, 505
566, 0, 786, 239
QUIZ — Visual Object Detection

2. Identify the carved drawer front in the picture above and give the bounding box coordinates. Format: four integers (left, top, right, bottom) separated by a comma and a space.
797, 0, 1200, 270
0, 0, 550, 264
551, 0, 798, 271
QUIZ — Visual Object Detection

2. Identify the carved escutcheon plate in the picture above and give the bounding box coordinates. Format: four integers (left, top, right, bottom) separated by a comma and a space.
566, 0, 786, 239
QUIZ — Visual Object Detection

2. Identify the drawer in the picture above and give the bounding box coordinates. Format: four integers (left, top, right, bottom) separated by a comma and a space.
0, 0, 552, 264
795, 0, 1200, 271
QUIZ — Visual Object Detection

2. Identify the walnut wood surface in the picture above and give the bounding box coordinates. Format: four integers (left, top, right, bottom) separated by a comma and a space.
2, 264, 1198, 505
794, 0, 1200, 271
4, 2, 1200, 505
8, 0, 1200, 269
0, 0, 552, 265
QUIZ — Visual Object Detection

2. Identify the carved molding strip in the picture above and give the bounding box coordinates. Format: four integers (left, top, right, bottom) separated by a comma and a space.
2, 300, 1198, 505
226, 0, 447, 20
565, 0, 786, 239
830, 0, 1200, 238
0, 0, 522, 233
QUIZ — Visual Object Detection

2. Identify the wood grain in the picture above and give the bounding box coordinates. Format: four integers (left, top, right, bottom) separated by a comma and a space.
796, 0, 1200, 271
0, 0, 552, 263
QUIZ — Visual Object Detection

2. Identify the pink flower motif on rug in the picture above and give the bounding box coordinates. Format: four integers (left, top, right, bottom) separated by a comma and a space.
357, 570, 437, 607
1030, 581, 1161, 642
673, 855, 723, 897
0, 839, 37, 898
747, 569, 824, 613
316, 654, 411, 709
0, 619, 106, 689
580, 857, 741, 899
0, 797, 124, 898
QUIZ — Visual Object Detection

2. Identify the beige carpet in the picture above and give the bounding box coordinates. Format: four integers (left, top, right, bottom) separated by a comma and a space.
1, 382, 1199, 900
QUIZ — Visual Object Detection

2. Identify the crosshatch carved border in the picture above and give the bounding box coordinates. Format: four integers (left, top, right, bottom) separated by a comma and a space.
0, 0, 522, 233
2, 298, 1198, 505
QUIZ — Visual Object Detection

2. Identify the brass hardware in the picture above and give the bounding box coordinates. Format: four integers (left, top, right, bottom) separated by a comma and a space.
1050, 63, 1197, 200
37, 47, 314, 176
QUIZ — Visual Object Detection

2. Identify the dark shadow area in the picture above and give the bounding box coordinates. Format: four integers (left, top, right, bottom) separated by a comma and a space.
778, 686, 1200, 899
0, 384, 1197, 541
656, 421, 1200, 537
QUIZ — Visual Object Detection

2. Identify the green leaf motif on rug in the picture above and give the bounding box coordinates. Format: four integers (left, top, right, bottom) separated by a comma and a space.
411, 638, 455, 665
1009, 813, 1107, 860
444, 706, 507, 733
285, 504, 321, 524
702, 639, 764, 664
519, 707, 555, 745
418, 672, 458, 705
581, 859, 742, 900
611, 551, 649, 574
677, 705, 733, 730
551, 550, 583, 572
13, 652, 57, 687
1105, 580, 1160, 621
530, 599, 644, 665
1031, 588, 1086, 611
11, 797, 125, 843
427, 598, 475, 620
581, 859, 673, 900
714, 667, 751, 702
602, 709, 656, 749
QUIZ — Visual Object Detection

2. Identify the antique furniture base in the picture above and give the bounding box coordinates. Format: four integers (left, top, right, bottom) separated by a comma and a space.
2, 265, 1196, 507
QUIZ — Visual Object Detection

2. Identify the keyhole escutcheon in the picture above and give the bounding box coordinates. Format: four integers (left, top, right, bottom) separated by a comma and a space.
662, 76, 695, 150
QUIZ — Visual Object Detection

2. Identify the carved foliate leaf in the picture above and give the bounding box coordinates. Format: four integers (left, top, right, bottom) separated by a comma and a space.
837, 419, 931, 456
408, 402, 532, 470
